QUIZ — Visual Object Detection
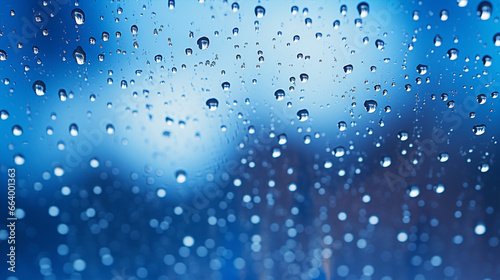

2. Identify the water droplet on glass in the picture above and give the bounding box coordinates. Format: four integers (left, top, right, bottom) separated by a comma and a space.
71, 8, 85, 25
398, 131, 409, 141
477, 1, 492, 20
477, 94, 487, 104
14, 154, 25, 165
482, 55, 492, 67
131, 25, 138, 34
299, 73, 309, 82
69, 123, 79, 136
375, 39, 385, 50
0, 50, 7, 61
197, 36, 210, 50
106, 124, 115, 134
440, 9, 449, 21
357, 2, 369, 18
457, 0, 468, 7
12, 125, 23, 136
416, 64, 428, 75
437, 153, 449, 162
434, 34, 442, 47
364, 100, 377, 113
296, 109, 309, 121
32, 80, 46, 96
73, 46, 86, 65
472, 124, 486, 135
222, 82, 230, 91
343, 64, 353, 74
338, 121, 347, 131
176, 170, 187, 183
255, 6, 265, 18
274, 89, 285, 101
447, 48, 459, 60
380, 156, 391, 168
494, 33, 500, 46
206, 98, 219, 111
54, 166, 65, 177
478, 163, 490, 173
0, 110, 9, 120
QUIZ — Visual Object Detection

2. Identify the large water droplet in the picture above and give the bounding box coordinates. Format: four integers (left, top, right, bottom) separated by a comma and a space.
197, 36, 210, 50
447, 48, 459, 60
69, 123, 79, 136
71, 8, 85, 25
296, 109, 309, 121
477, 1, 492, 20
472, 124, 486, 135
0, 50, 7, 61
274, 89, 285, 101
357, 2, 369, 18
255, 6, 265, 18
364, 100, 377, 113
206, 98, 219, 111
176, 170, 187, 183
343, 64, 353, 74
73, 46, 86, 65
375, 39, 385, 50
299, 73, 309, 82
12, 125, 23, 136
416, 64, 428, 75
380, 156, 391, 167
398, 131, 409, 141
32, 80, 46, 96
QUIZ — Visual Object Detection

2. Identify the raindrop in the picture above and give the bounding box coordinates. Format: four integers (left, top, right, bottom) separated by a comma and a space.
176, 170, 187, 183
206, 98, 219, 111
69, 123, 79, 136
0, 110, 9, 120
375, 39, 385, 50
434, 34, 442, 47
232, 2, 239, 12
197, 36, 210, 50
222, 82, 230, 91
494, 33, 500, 46
357, 2, 369, 18
477, 94, 487, 104
54, 166, 65, 177
255, 6, 265, 18
363, 100, 377, 113
477, 1, 492, 20
440, 9, 449, 21
73, 46, 86, 65
343, 64, 353, 74
398, 131, 409, 141
296, 109, 309, 121
155, 54, 162, 63
299, 73, 309, 82
12, 125, 23, 136
14, 154, 25, 165
380, 156, 391, 168
472, 124, 486, 135
32, 80, 46, 96
437, 153, 449, 162
338, 121, 347, 131
0, 50, 7, 61
447, 48, 459, 60
416, 64, 428, 75
482, 55, 492, 67
71, 8, 85, 25
106, 124, 115, 134
131, 25, 138, 34
274, 89, 285, 101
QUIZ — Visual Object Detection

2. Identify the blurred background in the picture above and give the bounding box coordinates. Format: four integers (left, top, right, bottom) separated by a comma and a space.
0, 0, 499, 279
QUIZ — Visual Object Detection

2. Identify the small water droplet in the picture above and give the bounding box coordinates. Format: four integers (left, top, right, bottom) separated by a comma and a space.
73, 46, 86, 65
364, 100, 377, 113
176, 170, 187, 183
